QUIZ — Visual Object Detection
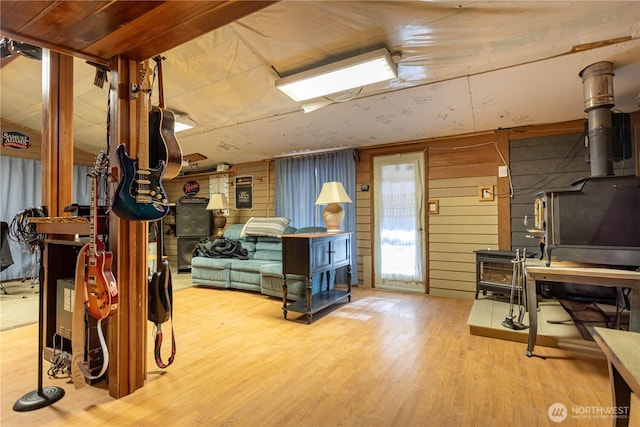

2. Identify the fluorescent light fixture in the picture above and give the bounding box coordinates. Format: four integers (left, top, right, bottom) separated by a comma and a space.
275, 48, 397, 102
174, 116, 196, 133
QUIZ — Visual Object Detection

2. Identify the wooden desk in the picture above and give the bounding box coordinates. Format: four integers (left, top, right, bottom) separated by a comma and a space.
591, 327, 640, 427
525, 262, 640, 357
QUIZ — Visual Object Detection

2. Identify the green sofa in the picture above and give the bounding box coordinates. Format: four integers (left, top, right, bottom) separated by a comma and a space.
191, 221, 333, 301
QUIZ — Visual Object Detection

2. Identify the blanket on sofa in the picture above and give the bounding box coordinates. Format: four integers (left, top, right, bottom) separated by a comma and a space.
192, 237, 249, 260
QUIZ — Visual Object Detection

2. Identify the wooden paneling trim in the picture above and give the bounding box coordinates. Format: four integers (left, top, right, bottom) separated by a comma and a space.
428, 163, 495, 180
429, 288, 475, 299
507, 119, 585, 140
496, 130, 510, 250
429, 278, 475, 293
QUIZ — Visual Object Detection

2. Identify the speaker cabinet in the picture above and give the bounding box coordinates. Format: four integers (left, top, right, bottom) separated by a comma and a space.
176, 198, 211, 237
177, 237, 202, 272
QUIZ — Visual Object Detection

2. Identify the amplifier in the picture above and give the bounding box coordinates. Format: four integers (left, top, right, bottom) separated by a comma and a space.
176, 197, 211, 237
178, 196, 209, 204
56, 278, 75, 340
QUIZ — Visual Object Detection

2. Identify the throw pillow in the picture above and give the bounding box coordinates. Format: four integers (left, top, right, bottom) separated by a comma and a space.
240, 217, 290, 238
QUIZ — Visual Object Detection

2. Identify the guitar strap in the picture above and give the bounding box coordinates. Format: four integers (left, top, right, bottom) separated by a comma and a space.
152, 220, 176, 368
72, 243, 110, 388
153, 319, 176, 368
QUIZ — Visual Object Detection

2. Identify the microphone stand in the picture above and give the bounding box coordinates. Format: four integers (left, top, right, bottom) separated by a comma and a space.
13, 240, 65, 411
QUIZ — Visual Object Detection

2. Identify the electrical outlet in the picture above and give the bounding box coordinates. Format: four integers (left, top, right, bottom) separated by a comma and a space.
498, 166, 509, 177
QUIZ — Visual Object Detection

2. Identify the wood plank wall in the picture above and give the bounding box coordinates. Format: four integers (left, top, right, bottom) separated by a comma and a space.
355, 132, 500, 297
509, 118, 638, 257
428, 176, 497, 298
509, 129, 589, 256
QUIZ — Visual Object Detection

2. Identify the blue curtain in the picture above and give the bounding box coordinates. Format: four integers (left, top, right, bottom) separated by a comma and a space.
275, 155, 317, 228
0, 156, 91, 281
275, 149, 358, 284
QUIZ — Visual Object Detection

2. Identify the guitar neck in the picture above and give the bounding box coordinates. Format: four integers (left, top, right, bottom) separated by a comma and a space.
138, 92, 150, 171
137, 62, 152, 171
90, 174, 97, 257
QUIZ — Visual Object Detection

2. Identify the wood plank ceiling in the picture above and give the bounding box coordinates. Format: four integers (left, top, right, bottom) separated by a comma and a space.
0, 0, 278, 64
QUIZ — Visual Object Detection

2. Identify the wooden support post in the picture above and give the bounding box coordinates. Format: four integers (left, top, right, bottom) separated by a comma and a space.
107, 56, 148, 398
41, 50, 74, 217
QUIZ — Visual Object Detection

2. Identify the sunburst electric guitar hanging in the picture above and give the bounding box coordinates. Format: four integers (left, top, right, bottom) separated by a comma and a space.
85, 151, 119, 320
113, 63, 169, 221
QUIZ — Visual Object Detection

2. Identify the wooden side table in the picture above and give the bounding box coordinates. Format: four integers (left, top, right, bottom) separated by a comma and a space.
281, 232, 351, 324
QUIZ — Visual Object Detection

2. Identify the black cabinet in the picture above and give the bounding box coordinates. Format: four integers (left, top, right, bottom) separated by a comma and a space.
282, 232, 352, 323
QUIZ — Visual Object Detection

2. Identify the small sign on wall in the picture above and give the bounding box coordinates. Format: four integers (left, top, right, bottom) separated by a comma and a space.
2, 131, 31, 149
183, 180, 200, 196
235, 176, 253, 210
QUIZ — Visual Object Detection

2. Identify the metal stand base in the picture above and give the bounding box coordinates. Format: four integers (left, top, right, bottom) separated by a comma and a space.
13, 386, 65, 412
13, 241, 66, 412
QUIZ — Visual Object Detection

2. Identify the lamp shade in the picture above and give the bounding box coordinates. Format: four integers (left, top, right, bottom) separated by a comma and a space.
315, 182, 352, 205
206, 193, 229, 211
315, 182, 352, 233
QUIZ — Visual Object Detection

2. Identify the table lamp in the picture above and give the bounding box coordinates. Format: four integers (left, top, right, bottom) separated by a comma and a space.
206, 193, 230, 238
315, 182, 352, 233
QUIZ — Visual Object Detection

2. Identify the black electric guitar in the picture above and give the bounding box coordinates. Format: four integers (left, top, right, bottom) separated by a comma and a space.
112, 63, 169, 221
148, 220, 172, 324
149, 55, 183, 181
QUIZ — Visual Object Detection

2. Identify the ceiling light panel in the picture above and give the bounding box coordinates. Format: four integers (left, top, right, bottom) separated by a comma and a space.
275, 48, 398, 102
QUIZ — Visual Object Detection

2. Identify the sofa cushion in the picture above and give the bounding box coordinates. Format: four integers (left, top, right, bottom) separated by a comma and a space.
191, 258, 231, 288
229, 259, 276, 273
223, 224, 246, 240
255, 241, 282, 251
230, 269, 262, 286
191, 257, 232, 269
240, 217, 291, 238
253, 250, 282, 261
241, 240, 257, 252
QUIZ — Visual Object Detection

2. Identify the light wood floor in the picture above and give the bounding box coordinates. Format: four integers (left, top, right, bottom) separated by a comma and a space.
1, 285, 638, 426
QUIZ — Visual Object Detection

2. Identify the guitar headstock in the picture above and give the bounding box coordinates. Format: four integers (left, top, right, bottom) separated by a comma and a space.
131, 61, 153, 100
89, 150, 108, 178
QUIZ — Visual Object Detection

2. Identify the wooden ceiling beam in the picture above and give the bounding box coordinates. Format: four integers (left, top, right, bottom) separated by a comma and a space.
1, 0, 279, 64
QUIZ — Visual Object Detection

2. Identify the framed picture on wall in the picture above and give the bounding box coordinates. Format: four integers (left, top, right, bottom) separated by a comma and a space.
235, 176, 253, 210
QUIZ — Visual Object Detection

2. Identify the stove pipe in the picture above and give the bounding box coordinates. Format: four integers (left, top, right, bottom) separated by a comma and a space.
579, 61, 615, 177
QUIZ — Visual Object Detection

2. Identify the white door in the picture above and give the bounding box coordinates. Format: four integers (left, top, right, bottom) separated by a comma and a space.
373, 152, 426, 293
